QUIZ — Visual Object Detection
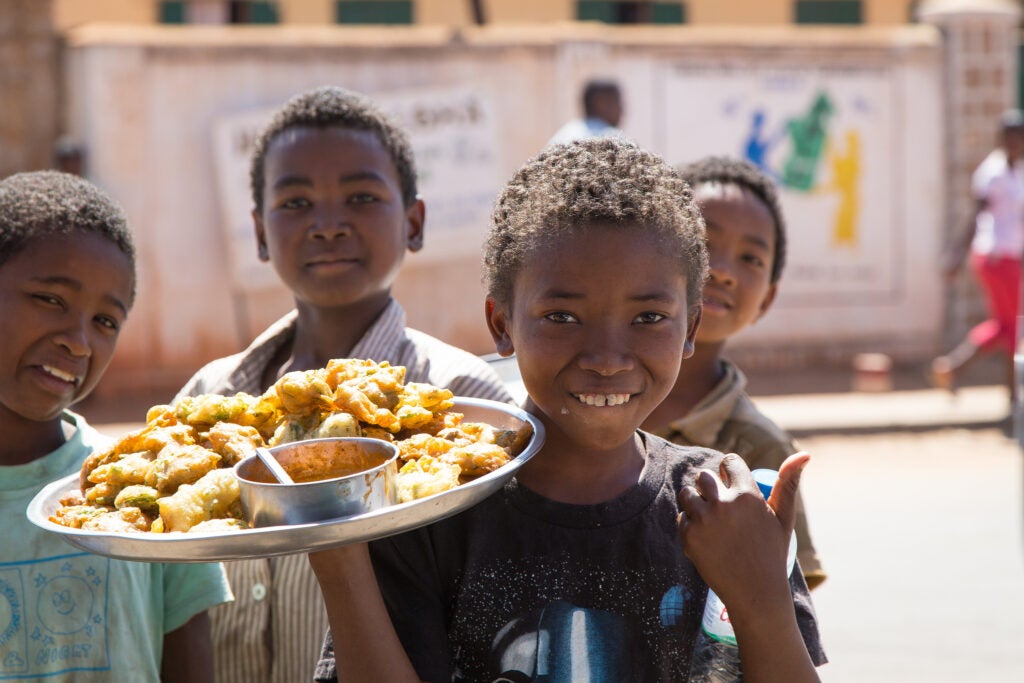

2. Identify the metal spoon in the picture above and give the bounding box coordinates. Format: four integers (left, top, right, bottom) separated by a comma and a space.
255, 447, 294, 485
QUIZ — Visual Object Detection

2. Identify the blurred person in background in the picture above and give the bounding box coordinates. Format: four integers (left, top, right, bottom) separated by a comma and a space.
548, 78, 625, 146
932, 109, 1024, 405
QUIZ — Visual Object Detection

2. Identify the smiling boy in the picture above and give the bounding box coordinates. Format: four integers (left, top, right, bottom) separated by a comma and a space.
0, 170, 231, 682
310, 140, 825, 682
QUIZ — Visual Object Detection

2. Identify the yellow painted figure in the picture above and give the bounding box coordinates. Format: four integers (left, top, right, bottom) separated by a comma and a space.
829, 129, 861, 248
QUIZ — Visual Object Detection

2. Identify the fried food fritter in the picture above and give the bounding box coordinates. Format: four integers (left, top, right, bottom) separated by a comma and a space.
114, 485, 160, 516
146, 443, 221, 494
157, 468, 240, 533
203, 421, 263, 467
395, 456, 461, 503
81, 506, 151, 533
49, 503, 111, 528
439, 441, 511, 478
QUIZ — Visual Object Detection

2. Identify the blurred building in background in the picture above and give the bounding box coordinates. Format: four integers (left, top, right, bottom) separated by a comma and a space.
0, 0, 1019, 398
50, 0, 920, 28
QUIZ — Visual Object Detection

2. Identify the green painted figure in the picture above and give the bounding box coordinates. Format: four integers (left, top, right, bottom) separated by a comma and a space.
782, 91, 835, 192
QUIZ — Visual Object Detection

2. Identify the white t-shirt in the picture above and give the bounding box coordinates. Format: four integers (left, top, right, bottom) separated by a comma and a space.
547, 117, 623, 147
971, 149, 1024, 258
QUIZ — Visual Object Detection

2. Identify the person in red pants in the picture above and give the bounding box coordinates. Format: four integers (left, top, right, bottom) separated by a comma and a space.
933, 109, 1024, 404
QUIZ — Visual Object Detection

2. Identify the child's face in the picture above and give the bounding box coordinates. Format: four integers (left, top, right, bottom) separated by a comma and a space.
0, 233, 133, 423
254, 126, 424, 311
693, 182, 778, 345
487, 225, 700, 452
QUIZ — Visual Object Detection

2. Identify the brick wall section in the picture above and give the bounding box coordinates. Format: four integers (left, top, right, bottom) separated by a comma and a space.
920, 0, 1022, 349
0, 0, 58, 178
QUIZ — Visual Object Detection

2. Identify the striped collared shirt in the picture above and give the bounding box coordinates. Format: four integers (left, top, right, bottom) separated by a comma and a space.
176, 298, 513, 683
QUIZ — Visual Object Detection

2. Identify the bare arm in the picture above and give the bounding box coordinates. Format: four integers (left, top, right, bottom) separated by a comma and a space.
679, 453, 820, 683
161, 613, 213, 683
308, 543, 425, 683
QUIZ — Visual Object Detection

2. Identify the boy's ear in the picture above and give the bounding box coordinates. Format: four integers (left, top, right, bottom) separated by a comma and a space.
754, 282, 779, 323
485, 297, 515, 357
406, 198, 425, 253
253, 209, 270, 262
682, 305, 702, 359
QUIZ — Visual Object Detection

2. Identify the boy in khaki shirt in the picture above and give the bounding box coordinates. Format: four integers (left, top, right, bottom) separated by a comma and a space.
644, 156, 826, 589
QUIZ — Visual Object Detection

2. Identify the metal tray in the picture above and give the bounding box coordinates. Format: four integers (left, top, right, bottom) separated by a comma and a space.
26, 398, 544, 563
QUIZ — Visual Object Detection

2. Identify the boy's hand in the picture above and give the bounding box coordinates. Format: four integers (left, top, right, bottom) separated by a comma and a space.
677, 452, 810, 620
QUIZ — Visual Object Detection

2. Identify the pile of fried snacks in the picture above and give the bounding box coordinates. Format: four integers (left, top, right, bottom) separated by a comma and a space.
50, 358, 532, 533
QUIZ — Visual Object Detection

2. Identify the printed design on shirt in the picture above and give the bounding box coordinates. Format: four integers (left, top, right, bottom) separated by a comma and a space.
449, 556, 703, 682
490, 599, 636, 682
658, 584, 695, 628
0, 554, 110, 679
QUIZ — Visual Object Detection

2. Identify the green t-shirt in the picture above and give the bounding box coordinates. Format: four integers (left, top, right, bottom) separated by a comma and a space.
0, 411, 232, 681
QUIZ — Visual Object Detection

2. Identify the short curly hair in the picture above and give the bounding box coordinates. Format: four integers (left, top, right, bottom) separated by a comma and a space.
484, 138, 708, 308
678, 156, 787, 284
249, 85, 418, 214
0, 171, 136, 299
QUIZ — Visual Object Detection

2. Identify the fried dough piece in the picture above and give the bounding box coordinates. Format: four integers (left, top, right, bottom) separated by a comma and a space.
325, 358, 405, 392
188, 517, 248, 533
81, 506, 151, 533
495, 424, 534, 457
49, 504, 111, 528
146, 443, 221, 494
404, 410, 464, 438
176, 393, 257, 427
84, 482, 120, 507
399, 382, 455, 413
87, 451, 154, 487
203, 421, 264, 467
268, 417, 317, 446
440, 441, 511, 478
437, 421, 497, 446
397, 433, 455, 461
313, 412, 361, 439
79, 423, 195, 490
145, 403, 178, 427
332, 384, 400, 432
275, 370, 334, 417
395, 455, 461, 503
114, 485, 160, 516
157, 468, 240, 532
58, 489, 86, 507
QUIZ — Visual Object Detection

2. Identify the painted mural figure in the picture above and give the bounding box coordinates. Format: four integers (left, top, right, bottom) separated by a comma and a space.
782, 91, 835, 192
828, 130, 861, 248
743, 109, 785, 180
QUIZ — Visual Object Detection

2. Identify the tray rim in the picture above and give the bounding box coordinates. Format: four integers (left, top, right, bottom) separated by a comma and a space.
26, 397, 544, 562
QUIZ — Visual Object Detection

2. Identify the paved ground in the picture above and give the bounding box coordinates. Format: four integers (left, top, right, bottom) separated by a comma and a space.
79, 368, 1024, 681
751, 376, 1024, 681
797, 425, 1024, 682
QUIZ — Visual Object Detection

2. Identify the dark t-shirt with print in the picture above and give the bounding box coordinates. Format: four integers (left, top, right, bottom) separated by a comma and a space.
315, 434, 827, 682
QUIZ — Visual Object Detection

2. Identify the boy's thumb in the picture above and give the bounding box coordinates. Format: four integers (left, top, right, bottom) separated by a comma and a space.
766, 451, 811, 535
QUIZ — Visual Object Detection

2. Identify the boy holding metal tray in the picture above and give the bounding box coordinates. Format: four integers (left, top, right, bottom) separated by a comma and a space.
174, 86, 512, 683
309, 139, 826, 680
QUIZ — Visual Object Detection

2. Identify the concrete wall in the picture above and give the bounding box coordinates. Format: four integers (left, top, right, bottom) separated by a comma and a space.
62, 22, 944, 397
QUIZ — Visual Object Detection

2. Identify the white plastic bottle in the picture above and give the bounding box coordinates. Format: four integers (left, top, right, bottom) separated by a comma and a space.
687, 469, 798, 683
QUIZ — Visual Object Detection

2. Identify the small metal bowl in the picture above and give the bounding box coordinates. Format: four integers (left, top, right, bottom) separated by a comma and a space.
234, 437, 399, 527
